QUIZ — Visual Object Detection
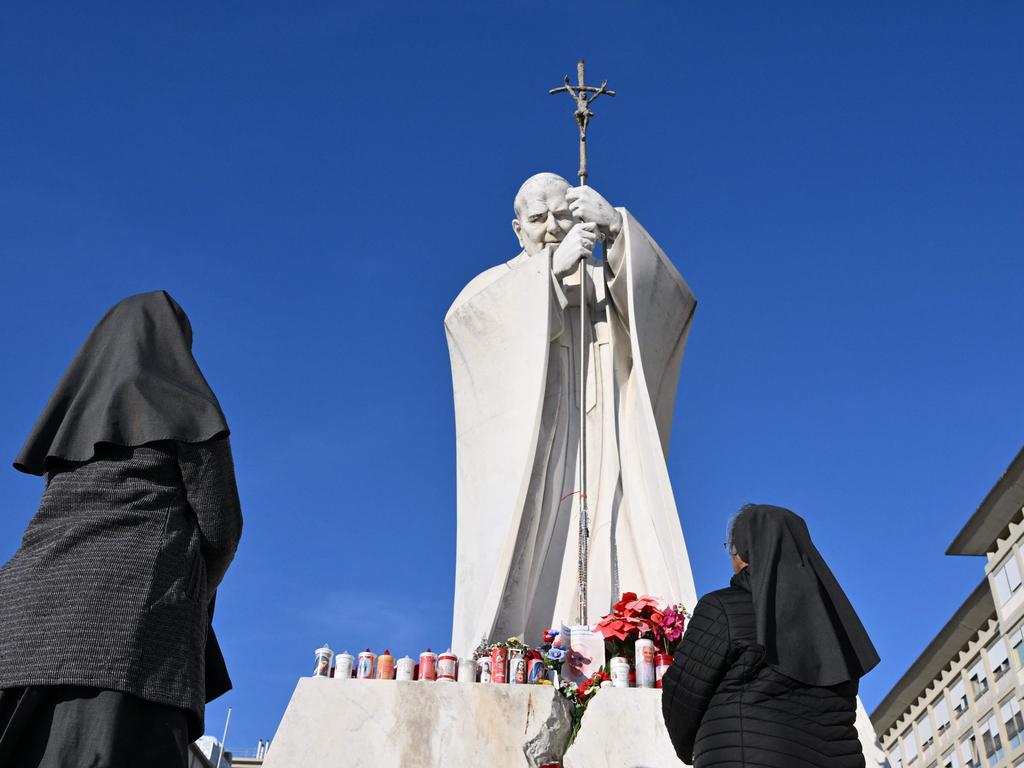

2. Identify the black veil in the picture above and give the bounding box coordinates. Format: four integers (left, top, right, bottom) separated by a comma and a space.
14, 291, 228, 475
729, 504, 879, 687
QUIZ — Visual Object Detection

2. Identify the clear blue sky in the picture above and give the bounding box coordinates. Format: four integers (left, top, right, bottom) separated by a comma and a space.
1, 1, 1022, 752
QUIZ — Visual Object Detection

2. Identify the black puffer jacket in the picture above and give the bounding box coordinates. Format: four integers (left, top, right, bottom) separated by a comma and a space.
661, 569, 864, 767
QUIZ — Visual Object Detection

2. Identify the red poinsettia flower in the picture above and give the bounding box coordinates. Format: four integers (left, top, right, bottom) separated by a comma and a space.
611, 592, 639, 614
595, 614, 652, 641
600, 592, 676, 642
620, 594, 662, 618
594, 616, 629, 641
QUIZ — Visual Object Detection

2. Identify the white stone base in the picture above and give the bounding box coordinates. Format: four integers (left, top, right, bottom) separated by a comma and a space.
262, 678, 573, 768
564, 688, 685, 768
262, 678, 885, 768
564, 691, 887, 767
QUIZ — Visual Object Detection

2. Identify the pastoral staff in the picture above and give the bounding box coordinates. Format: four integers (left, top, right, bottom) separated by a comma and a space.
0, 291, 243, 768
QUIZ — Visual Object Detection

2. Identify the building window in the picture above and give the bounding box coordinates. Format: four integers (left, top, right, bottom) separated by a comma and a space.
942, 749, 960, 768
905, 727, 920, 763
919, 713, 935, 750
970, 659, 991, 698
989, 638, 1011, 680
1010, 627, 1024, 668
893, 750, 904, 768
936, 697, 952, 734
964, 733, 983, 768
981, 715, 1005, 765
953, 679, 970, 717
1004, 698, 1024, 749
994, 555, 1023, 605
962, 734, 981, 767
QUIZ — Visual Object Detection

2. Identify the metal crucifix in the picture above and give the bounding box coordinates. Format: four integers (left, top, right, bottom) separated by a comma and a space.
549, 59, 616, 627
549, 59, 616, 188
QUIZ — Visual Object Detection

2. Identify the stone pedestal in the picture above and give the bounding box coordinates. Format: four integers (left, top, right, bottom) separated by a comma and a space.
262, 678, 886, 768
262, 678, 573, 768
563, 688, 684, 767
564, 690, 887, 767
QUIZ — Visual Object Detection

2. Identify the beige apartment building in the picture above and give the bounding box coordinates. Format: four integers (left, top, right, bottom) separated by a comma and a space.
873, 447, 1024, 768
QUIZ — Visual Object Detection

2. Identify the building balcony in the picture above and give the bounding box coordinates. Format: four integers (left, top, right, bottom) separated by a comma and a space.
974, 688, 994, 715
996, 670, 1018, 698
955, 711, 975, 738
937, 727, 954, 753
920, 742, 937, 765
998, 591, 1024, 633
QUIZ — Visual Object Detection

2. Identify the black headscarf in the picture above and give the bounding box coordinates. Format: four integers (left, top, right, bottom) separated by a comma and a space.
729, 504, 879, 687
14, 290, 229, 475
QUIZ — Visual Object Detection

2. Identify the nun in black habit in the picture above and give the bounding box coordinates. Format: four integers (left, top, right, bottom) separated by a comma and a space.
0, 291, 243, 768
661, 504, 880, 768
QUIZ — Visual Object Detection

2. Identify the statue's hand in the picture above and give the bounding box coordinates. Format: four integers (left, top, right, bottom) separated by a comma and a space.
566, 186, 623, 242
552, 222, 597, 278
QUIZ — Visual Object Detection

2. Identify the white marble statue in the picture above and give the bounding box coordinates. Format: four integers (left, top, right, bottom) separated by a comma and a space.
445, 173, 697, 655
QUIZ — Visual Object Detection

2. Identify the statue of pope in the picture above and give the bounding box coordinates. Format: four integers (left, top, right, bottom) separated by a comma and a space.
445, 173, 697, 655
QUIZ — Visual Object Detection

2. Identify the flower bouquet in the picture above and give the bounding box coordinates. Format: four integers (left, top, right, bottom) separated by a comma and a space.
561, 669, 610, 744
471, 635, 529, 660
594, 592, 688, 667
538, 628, 564, 684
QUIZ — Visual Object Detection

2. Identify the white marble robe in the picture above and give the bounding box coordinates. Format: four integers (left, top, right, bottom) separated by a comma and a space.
445, 209, 697, 656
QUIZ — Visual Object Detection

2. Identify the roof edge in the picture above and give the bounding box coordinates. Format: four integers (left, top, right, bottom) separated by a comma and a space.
947, 446, 1024, 556
870, 577, 995, 736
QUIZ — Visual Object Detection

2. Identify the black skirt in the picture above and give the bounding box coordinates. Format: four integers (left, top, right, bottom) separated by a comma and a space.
0, 686, 189, 768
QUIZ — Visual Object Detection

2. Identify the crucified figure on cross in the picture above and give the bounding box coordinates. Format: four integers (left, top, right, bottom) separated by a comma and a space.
549, 59, 616, 188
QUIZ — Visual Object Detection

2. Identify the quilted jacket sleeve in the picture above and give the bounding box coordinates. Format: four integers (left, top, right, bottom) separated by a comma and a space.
178, 436, 243, 591
661, 594, 732, 764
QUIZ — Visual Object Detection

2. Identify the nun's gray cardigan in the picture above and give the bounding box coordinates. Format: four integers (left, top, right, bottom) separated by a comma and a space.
0, 437, 242, 735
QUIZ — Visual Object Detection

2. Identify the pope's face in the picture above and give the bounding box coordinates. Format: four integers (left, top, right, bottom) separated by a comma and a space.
513, 181, 575, 256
